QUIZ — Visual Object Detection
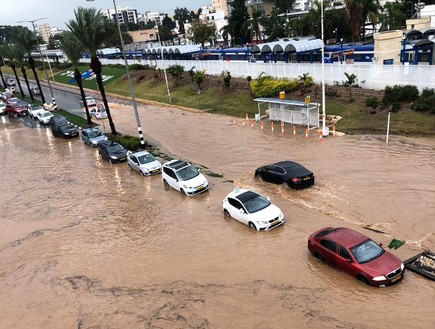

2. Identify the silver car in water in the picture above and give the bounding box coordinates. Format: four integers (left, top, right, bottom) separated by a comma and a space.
127, 151, 162, 176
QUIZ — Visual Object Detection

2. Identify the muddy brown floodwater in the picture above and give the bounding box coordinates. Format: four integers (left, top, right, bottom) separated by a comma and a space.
0, 102, 434, 329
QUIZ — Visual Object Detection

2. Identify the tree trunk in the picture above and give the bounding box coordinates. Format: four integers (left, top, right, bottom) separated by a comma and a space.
21, 66, 35, 101
0, 68, 6, 89
29, 57, 45, 104
75, 68, 92, 125
90, 56, 117, 135
11, 64, 25, 98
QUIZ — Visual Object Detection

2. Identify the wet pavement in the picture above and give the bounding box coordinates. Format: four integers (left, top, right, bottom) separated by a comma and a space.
0, 95, 434, 328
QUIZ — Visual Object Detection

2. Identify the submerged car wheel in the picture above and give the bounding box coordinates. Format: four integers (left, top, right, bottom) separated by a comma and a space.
180, 188, 187, 195
224, 209, 230, 217
283, 182, 291, 189
357, 275, 370, 285
140, 170, 146, 176
248, 222, 257, 230
109, 158, 113, 164
314, 252, 324, 262
255, 173, 263, 181
163, 179, 169, 190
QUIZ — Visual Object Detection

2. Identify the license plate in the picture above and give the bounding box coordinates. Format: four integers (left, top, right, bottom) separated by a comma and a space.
391, 275, 401, 283
152, 169, 159, 173
303, 177, 311, 180
196, 186, 204, 191
120, 158, 126, 161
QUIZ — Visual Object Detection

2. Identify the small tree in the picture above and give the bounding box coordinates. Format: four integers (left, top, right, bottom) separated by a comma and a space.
167, 64, 184, 86
343, 72, 358, 99
193, 70, 205, 90
223, 71, 231, 89
298, 73, 313, 94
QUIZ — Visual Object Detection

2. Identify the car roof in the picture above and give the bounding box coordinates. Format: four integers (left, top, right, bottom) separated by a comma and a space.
131, 150, 151, 157
316, 227, 369, 247
226, 188, 259, 200
82, 127, 100, 133
99, 140, 120, 147
164, 159, 190, 171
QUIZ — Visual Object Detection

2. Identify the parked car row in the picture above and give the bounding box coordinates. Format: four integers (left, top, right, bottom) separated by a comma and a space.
14, 101, 404, 288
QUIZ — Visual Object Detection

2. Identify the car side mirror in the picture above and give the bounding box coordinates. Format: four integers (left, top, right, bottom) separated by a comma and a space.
266, 196, 271, 201
378, 243, 383, 247
239, 208, 245, 214
345, 258, 353, 263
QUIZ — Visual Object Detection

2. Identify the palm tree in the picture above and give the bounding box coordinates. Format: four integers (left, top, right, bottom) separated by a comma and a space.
344, 72, 358, 99
12, 27, 46, 103
67, 7, 117, 135
3, 45, 26, 98
59, 31, 92, 125
245, 6, 263, 44
0, 49, 7, 89
344, 0, 365, 41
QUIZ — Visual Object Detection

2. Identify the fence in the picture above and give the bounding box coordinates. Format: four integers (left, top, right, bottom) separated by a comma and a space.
90, 57, 435, 92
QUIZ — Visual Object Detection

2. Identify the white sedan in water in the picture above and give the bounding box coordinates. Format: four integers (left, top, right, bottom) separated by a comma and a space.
127, 150, 162, 176
35, 110, 54, 124
222, 188, 284, 231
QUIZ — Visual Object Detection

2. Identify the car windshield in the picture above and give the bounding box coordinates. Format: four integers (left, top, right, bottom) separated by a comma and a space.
241, 194, 271, 213
137, 154, 156, 164
176, 165, 199, 181
42, 112, 51, 117
107, 144, 124, 152
88, 131, 102, 138
350, 239, 385, 264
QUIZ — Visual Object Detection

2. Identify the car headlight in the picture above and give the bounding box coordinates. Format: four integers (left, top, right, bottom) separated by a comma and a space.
64, 132, 70, 135
183, 184, 191, 190
372, 276, 387, 281
91, 141, 98, 145
279, 211, 284, 219
400, 263, 405, 271
110, 155, 118, 159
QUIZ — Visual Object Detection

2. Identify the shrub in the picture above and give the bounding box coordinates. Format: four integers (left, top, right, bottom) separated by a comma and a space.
390, 102, 400, 113
365, 96, 378, 109
223, 71, 231, 88
250, 77, 299, 98
383, 84, 419, 105
411, 94, 435, 113
110, 135, 143, 151
129, 64, 147, 71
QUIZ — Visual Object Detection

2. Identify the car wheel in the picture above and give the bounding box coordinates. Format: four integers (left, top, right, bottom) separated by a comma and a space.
180, 188, 187, 195
314, 252, 324, 262
248, 222, 257, 230
283, 182, 291, 189
255, 173, 263, 181
109, 158, 113, 164
140, 171, 146, 176
224, 209, 231, 217
357, 275, 370, 285
163, 179, 169, 190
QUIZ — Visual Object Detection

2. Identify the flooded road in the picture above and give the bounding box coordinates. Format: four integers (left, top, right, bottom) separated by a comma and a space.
0, 105, 434, 329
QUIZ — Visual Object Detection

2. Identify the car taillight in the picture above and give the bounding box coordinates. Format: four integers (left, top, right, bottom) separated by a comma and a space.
291, 177, 301, 183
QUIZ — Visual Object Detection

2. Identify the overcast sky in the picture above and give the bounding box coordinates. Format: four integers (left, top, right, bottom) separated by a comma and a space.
3, 0, 209, 30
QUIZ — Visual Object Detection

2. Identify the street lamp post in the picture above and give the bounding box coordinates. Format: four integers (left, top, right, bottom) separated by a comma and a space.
340, 38, 344, 64
16, 17, 55, 106
87, 0, 145, 145
155, 24, 171, 104
320, 0, 327, 136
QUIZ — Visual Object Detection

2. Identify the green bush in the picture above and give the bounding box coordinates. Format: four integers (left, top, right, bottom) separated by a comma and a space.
421, 87, 435, 99
365, 96, 378, 109
383, 85, 419, 105
390, 102, 400, 113
250, 77, 299, 97
412, 95, 435, 113
129, 64, 148, 71
110, 135, 143, 151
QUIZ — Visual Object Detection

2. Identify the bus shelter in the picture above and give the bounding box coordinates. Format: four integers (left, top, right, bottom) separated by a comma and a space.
254, 98, 319, 129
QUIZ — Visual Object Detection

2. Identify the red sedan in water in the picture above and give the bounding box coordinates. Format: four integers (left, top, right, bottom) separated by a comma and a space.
6, 103, 27, 117
308, 227, 404, 287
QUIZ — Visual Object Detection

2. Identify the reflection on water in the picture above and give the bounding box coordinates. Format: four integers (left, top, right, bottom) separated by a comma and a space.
0, 112, 434, 329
